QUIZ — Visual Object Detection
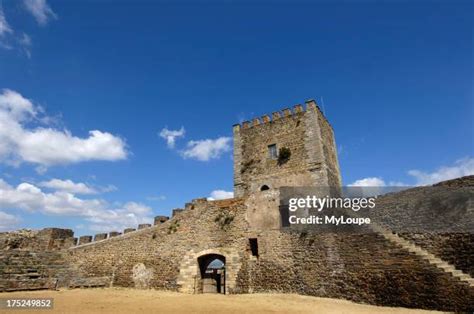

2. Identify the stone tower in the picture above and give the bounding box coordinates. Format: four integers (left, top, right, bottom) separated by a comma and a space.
233, 99, 341, 198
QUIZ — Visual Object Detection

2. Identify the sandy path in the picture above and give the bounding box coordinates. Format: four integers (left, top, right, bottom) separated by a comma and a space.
0, 288, 441, 314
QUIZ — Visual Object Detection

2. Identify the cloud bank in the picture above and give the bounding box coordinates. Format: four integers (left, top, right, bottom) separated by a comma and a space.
38, 179, 116, 195
407, 157, 474, 186
0, 178, 152, 232
350, 157, 474, 187
0, 89, 128, 168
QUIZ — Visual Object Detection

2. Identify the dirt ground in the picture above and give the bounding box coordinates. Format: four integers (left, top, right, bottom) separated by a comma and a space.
0, 288, 441, 314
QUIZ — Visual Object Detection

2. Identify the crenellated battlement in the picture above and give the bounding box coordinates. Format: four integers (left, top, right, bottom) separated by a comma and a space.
233, 99, 330, 132
74, 214, 171, 246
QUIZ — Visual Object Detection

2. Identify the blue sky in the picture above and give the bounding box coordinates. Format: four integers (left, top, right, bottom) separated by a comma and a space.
0, 0, 472, 236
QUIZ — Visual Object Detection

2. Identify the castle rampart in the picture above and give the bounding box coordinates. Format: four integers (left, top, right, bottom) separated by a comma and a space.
0, 101, 473, 311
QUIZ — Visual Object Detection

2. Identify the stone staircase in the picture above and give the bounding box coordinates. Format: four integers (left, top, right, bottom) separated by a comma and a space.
371, 224, 474, 288
0, 250, 110, 291
0, 250, 65, 291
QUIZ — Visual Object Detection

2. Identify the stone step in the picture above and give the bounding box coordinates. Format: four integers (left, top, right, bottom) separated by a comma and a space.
454, 273, 472, 280
375, 225, 474, 287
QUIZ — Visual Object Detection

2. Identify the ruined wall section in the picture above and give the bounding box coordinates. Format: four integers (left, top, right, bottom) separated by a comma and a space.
0, 250, 68, 292
0, 228, 75, 251
0, 228, 107, 291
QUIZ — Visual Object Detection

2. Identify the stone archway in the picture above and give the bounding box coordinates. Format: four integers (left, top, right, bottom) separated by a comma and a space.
177, 248, 241, 294
198, 254, 225, 294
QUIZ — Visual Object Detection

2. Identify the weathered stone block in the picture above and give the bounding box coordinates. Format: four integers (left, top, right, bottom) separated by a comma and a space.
172, 209, 184, 217
94, 233, 108, 241
78, 236, 92, 245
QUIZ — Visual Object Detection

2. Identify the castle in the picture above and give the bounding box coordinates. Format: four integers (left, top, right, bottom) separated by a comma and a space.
1, 100, 473, 311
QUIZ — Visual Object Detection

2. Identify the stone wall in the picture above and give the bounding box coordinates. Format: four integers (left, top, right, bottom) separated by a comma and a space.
237, 230, 474, 312
0, 181, 473, 310
367, 176, 474, 280
62, 185, 473, 311
399, 232, 474, 277
65, 198, 250, 292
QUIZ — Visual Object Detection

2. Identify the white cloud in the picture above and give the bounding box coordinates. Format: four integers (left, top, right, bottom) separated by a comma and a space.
0, 5, 12, 37
18, 33, 31, 46
348, 177, 387, 196
208, 190, 234, 200
23, 0, 57, 26
0, 89, 128, 168
81, 201, 153, 233
0, 5, 31, 57
0, 88, 36, 119
39, 179, 98, 195
0, 178, 153, 233
408, 157, 474, 186
100, 184, 118, 193
159, 127, 185, 148
348, 177, 386, 187
0, 210, 20, 231
181, 137, 231, 161
19, 129, 128, 166
18, 32, 32, 58
349, 157, 474, 188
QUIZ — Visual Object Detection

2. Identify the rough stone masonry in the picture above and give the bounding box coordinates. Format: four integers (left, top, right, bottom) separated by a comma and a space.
0, 100, 473, 312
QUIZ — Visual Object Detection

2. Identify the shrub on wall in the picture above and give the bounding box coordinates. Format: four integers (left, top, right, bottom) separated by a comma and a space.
215, 211, 234, 230
167, 220, 180, 234
278, 147, 291, 165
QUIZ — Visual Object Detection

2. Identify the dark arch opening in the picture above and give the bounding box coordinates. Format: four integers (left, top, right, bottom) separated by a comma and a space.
197, 254, 226, 294
260, 185, 270, 191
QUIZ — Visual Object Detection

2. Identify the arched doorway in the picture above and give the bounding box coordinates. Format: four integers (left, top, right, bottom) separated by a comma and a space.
197, 254, 225, 294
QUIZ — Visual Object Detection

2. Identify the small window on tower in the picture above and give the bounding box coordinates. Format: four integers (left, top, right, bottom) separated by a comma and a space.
268, 144, 277, 159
